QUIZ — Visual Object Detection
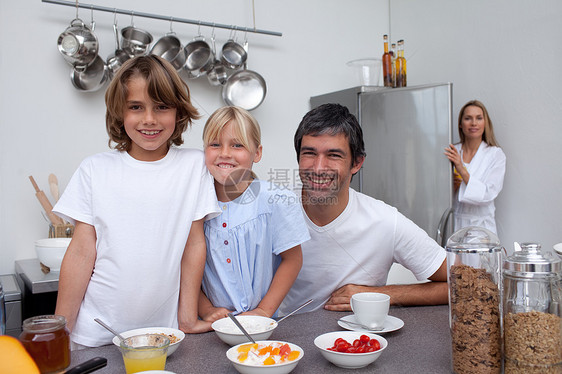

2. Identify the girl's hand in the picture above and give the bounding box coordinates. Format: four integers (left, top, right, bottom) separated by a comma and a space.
240, 307, 269, 318
200, 307, 233, 322
178, 319, 213, 334
444, 144, 462, 168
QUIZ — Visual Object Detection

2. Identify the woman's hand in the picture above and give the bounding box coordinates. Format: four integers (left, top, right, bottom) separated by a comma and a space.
444, 144, 462, 168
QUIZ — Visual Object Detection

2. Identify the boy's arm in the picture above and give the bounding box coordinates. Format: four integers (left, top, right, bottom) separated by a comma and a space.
178, 218, 213, 333
244, 245, 303, 318
55, 221, 97, 332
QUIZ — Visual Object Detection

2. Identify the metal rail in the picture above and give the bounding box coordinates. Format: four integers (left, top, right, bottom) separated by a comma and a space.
41, 0, 283, 37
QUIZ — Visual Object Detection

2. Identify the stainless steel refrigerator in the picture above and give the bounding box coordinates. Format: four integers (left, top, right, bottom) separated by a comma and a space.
310, 83, 454, 246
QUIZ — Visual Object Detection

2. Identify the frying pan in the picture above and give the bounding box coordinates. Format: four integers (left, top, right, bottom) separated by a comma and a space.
70, 55, 109, 92
221, 42, 266, 111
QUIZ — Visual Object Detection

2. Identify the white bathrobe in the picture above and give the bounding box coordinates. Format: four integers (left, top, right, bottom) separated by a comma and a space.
454, 142, 506, 234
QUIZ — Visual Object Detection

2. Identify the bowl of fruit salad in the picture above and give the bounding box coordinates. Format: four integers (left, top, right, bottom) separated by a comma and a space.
226, 340, 304, 374
314, 331, 387, 369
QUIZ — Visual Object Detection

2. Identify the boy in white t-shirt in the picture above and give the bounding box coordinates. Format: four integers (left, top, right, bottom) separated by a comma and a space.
53, 56, 220, 347
281, 103, 448, 315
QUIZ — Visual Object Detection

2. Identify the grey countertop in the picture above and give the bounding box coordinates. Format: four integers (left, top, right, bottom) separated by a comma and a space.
15, 258, 59, 294
70, 305, 452, 373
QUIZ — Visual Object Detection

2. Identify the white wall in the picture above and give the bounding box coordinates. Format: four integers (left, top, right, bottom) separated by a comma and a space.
1, 0, 561, 275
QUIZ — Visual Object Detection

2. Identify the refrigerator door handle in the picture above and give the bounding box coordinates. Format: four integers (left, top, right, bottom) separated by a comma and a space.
436, 208, 453, 247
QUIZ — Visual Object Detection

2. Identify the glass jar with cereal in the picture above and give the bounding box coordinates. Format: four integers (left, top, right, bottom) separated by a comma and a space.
446, 226, 503, 374
503, 242, 561, 374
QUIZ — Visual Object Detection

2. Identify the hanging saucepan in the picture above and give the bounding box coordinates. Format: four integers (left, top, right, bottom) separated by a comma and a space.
221, 42, 266, 111
183, 32, 214, 78
121, 23, 153, 57
221, 39, 247, 70
150, 34, 186, 71
207, 33, 228, 86
106, 19, 131, 79
70, 55, 109, 92
57, 18, 99, 72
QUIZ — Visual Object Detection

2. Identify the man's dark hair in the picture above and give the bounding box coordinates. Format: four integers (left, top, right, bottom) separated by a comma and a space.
294, 103, 366, 166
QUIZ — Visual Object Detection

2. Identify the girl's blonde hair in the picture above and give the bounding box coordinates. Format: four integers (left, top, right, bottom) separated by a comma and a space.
458, 100, 500, 147
105, 55, 200, 151
203, 106, 261, 150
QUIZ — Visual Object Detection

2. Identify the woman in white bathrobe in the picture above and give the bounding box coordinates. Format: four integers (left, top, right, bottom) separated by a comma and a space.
444, 100, 506, 234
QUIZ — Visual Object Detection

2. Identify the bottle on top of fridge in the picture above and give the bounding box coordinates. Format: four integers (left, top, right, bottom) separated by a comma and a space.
391, 42, 397, 88
396, 39, 407, 87
382, 34, 392, 87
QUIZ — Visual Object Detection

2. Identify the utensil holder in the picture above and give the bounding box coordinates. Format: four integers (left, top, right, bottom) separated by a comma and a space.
49, 223, 74, 238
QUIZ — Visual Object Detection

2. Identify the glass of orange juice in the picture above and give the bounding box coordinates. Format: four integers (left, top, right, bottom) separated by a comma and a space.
119, 333, 170, 374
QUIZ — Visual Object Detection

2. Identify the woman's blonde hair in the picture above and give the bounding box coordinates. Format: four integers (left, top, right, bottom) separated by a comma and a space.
105, 55, 200, 151
203, 106, 261, 150
458, 100, 499, 147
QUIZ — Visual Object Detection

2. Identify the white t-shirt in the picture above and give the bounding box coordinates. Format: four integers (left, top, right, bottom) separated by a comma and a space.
280, 188, 446, 315
454, 142, 506, 234
53, 148, 220, 347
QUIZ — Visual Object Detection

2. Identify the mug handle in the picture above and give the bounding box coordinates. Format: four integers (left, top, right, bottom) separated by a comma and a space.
350, 297, 355, 313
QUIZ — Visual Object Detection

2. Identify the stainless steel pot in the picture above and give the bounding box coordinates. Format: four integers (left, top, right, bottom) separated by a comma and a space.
183, 36, 214, 78
221, 41, 266, 110
221, 39, 247, 69
207, 35, 227, 85
121, 26, 153, 57
106, 23, 130, 79
57, 18, 99, 71
222, 69, 267, 110
150, 33, 186, 71
70, 55, 109, 92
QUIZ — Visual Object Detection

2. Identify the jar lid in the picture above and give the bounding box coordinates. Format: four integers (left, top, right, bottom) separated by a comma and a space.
445, 226, 501, 253
503, 242, 561, 277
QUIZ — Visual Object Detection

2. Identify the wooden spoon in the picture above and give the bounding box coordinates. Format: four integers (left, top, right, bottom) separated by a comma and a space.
48, 174, 60, 202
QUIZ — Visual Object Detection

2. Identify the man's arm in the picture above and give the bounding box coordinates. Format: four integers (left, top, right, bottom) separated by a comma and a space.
324, 259, 448, 311
55, 221, 97, 332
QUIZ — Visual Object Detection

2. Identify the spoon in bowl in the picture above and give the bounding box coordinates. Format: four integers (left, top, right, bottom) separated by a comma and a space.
227, 313, 256, 344
94, 318, 125, 343
275, 299, 313, 324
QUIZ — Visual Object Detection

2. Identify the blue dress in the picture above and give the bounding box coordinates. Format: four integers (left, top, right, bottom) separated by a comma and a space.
202, 179, 310, 314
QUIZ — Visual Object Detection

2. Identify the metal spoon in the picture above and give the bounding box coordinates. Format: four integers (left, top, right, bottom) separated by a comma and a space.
227, 312, 256, 344
340, 318, 384, 331
276, 299, 313, 324
94, 318, 125, 342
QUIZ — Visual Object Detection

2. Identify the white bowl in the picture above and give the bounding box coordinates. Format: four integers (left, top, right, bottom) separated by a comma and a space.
226, 340, 304, 374
212, 315, 278, 346
35, 238, 71, 271
314, 331, 387, 369
111, 327, 185, 356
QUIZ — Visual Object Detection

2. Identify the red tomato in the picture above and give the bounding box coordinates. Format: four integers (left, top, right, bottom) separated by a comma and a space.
336, 341, 350, 352
347, 347, 357, 353
334, 338, 345, 346
360, 334, 370, 343
352, 339, 362, 348
366, 346, 375, 352
356, 346, 365, 353
370, 339, 381, 350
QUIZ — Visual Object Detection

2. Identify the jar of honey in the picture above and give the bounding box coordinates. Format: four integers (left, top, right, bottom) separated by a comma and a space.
19, 315, 71, 373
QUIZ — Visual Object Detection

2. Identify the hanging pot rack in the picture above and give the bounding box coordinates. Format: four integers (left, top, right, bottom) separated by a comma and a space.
41, 0, 283, 37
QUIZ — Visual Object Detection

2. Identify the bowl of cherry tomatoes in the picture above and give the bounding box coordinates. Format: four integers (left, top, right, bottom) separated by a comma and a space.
313, 331, 387, 369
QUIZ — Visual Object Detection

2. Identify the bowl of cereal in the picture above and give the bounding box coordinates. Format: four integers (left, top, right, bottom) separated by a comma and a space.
226, 340, 304, 374
314, 331, 387, 369
112, 327, 184, 356
212, 315, 278, 346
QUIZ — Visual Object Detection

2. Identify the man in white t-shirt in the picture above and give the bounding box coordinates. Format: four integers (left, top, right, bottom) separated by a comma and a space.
280, 104, 448, 315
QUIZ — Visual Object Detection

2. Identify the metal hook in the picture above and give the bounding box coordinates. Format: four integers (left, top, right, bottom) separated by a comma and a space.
74, 0, 79, 19
90, 5, 95, 31
113, 8, 117, 26
211, 23, 216, 39
130, 10, 134, 26
169, 17, 174, 33
197, 21, 201, 36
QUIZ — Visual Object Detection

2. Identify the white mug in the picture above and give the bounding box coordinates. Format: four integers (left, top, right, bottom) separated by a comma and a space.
350, 292, 390, 329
